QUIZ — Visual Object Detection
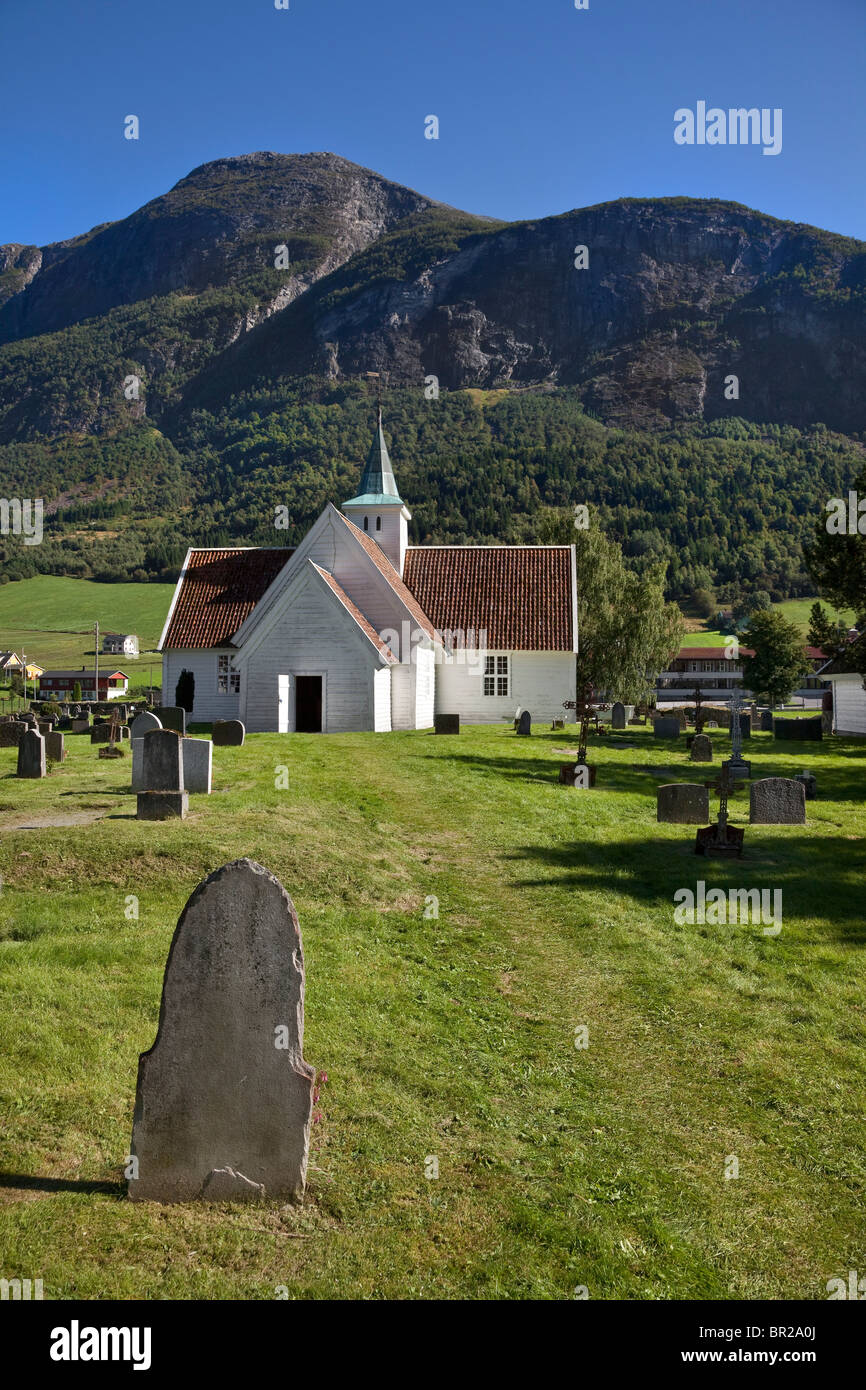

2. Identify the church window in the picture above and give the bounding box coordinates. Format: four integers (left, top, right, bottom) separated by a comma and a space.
364, 516, 369, 531
218, 654, 240, 695
376, 516, 382, 531
483, 654, 509, 697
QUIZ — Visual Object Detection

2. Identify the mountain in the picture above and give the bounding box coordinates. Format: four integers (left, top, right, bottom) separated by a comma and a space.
0, 152, 864, 600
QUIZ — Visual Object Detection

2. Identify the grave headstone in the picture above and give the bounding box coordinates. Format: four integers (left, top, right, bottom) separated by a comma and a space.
760, 710, 773, 733
128, 859, 316, 1203
0, 721, 27, 748
212, 720, 245, 747
130, 710, 162, 740
434, 714, 460, 735
71, 717, 91, 734
653, 716, 680, 740
689, 734, 713, 762
182, 737, 213, 795
738, 713, 752, 739
90, 724, 113, 744
45, 731, 66, 763
611, 702, 626, 730
749, 778, 806, 825
795, 771, 817, 801
17, 729, 46, 779
156, 706, 186, 735
657, 783, 709, 824
773, 717, 823, 741
516, 710, 532, 736
559, 762, 596, 788
136, 729, 188, 820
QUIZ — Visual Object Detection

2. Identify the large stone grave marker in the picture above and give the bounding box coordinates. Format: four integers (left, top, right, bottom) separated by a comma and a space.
136, 729, 188, 820
653, 716, 680, 740
17, 729, 46, 779
156, 706, 186, 735
773, 716, 823, 741
434, 714, 459, 735
610, 702, 626, 730
182, 737, 213, 794
212, 720, 245, 747
760, 710, 773, 733
45, 731, 66, 763
516, 710, 532, 736
128, 859, 316, 1203
657, 783, 709, 824
0, 721, 27, 748
750, 778, 806, 825
689, 733, 713, 762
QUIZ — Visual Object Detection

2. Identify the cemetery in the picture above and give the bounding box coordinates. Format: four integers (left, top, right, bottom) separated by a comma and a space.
0, 710, 863, 1299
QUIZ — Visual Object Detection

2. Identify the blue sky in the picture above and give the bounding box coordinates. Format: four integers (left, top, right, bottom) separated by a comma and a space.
2, 0, 864, 246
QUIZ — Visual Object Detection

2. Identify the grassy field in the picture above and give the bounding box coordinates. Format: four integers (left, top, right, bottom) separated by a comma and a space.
0, 575, 174, 673
0, 721, 863, 1300
685, 598, 855, 647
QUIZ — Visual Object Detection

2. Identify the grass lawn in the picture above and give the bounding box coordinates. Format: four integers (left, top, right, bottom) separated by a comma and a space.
0, 575, 174, 672
0, 722, 863, 1300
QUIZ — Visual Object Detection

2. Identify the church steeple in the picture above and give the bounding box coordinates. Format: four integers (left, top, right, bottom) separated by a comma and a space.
342, 408, 411, 576
345, 407, 404, 506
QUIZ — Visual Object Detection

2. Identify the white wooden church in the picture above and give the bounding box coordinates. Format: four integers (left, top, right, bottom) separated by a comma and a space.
159, 413, 578, 732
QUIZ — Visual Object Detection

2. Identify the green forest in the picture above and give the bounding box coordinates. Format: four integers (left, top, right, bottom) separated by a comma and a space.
0, 381, 862, 604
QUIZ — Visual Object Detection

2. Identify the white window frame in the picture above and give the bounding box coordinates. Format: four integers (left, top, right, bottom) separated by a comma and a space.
483, 653, 509, 697
218, 653, 240, 695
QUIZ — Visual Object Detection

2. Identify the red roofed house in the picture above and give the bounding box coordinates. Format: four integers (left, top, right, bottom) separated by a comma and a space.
159, 412, 578, 731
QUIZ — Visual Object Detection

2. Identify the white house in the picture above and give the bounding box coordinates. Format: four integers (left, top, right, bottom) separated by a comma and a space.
103, 633, 139, 657
159, 412, 578, 732
818, 634, 866, 735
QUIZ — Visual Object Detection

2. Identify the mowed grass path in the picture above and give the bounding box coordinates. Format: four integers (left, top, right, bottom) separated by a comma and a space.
0, 724, 863, 1300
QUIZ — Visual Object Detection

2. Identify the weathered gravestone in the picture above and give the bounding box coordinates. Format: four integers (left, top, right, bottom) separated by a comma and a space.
749, 778, 806, 825
128, 859, 316, 1203
212, 719, 245, 747
610, 702, 626, 730
760, 710, 774, 733
795, 771, 817, 800
17, 729, 46, 779
657, 783, 709, 824
516, 710, 532, 736
45, 731, 66, 763
130, 710, 162, 740
738, 713, 752, 739
91, 723, 112, 744
559, 762, 596, 788
689, 733, 713, 762
136, 730, 188, 820
71, 717, 91, 734
181, 737, 213, 795
774, 716, 823, 741
38, 720, 53, 736
434, 713, 459, 735
653, 716, 681, 740
0, 721, 27, 748
156, 706, 186, 735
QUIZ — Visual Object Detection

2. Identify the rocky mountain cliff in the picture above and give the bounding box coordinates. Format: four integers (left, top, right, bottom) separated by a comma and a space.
0, 154, 863, 440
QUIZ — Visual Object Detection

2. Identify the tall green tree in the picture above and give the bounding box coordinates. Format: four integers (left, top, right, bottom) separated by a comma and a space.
740, 610, 806, 706
806, 601, 849, 658
806, 464, 866, 616
538, 506, 684, 701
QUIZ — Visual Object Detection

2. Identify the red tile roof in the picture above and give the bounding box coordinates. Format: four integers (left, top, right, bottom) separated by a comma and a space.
310, 564, 397, 662
402, 546, 574, 650
337, 512, 437, 640
162, 548, 293, 649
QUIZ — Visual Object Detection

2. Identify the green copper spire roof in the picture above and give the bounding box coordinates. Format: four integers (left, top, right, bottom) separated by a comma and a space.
344, 408, 404, 507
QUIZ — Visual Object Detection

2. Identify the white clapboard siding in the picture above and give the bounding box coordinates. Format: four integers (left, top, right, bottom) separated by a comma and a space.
240, 572, 383, 733
390, 664, 414, 730
832, 675, 866, 735
305, 513, 420, 648
414, 645, 435, 727
435, 650, 576, 723
161, 649, 241, 723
